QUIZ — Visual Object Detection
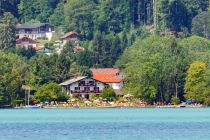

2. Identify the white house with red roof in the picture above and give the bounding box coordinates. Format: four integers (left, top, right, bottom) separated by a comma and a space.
90, 68, 124, 90
59, 68, 124, 98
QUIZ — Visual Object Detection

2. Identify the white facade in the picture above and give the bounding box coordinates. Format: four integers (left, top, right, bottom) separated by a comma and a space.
46, 32, 53, 41
16, 43, 37, 48
108, 82, 123, 90
61, 77, 105, 98
17, 23, 54, 41
19, 32, 53, 41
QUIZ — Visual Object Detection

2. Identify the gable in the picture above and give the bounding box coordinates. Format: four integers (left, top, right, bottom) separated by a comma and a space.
16, 37, 37, 44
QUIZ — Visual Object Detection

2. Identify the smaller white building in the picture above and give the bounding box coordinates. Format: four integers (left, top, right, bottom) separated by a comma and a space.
60, 76, 106, 98
16, 36, 37, 48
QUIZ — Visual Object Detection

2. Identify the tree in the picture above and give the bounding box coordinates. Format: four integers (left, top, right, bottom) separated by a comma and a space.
64, 0, 96, 40
29, 53, 72, 85
49, 2, 65, 27
18, 0, 62, 23
97, 0, 130, 33
184, 61, 206, 102
34, 82, 65, 102
121, 30, 128, 50
0, 0, 19, 17
0, 51, 31, 106
116, 35, 210, 103
110, 35, 121, 65
76, 50, 94, 67
92, 31, 103, 66
192, 11, 210, 39
0, 12, 16, 50
100, 86, 116, 101
16, 46, 36, 59
183, 0, 209, 29
167, 0, 189, 32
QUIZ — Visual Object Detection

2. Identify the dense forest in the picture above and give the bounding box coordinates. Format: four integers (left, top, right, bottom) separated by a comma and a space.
1, 0, 210, 106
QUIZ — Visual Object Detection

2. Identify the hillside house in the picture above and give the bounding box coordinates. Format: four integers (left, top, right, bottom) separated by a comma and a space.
61, 31, 79, 46
33, 46, 51, 53
16, 23, 54, 41
16, 36, 37, 48
73, 46, 85, 53
60, 76, 106, 98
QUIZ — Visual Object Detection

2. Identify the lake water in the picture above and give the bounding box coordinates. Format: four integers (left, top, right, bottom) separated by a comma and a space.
0, 108, 210, 140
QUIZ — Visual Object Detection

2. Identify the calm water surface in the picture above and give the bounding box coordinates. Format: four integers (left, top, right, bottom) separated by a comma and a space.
0, 108, 210, 140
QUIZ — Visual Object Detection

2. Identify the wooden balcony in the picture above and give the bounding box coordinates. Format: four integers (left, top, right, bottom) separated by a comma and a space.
17, 31, 47, 34
71, 90, 101, 93
78, 83, 96, 86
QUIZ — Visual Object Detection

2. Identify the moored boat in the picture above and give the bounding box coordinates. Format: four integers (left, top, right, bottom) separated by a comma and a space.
24, 105, 40, 109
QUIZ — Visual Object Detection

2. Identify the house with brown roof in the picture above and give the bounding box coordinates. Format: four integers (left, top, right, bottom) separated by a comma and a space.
16, 36, 37, 48
61, 31, 79, 46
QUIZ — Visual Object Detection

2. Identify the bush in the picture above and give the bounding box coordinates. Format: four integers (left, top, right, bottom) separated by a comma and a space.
171, 96, 180, 105
100, 87, 116, 101
89, 94, 98, 101
37, 36, 48, 40
57, 92, 69, 102
34, 82, 63, 102
204, 98, 210, 106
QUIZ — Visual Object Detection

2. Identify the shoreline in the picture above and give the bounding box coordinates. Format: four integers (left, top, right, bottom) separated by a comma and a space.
8, 104, 205, 109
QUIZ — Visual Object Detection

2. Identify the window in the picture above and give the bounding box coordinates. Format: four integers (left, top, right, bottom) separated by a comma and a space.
79, 81, 85, 86
94, 87, 99, 91
89, 81, 95, 85
75, 87, 80, 90
84, 87, 90, 91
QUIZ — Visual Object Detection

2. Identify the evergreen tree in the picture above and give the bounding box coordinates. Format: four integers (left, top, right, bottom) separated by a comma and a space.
92, 31, 103, 66
192, 11, 210, 39
0, 0, 19, 17
121, 30, 128, 50
64, 0, 96, 40
0, 12, 16, 50
49, 2, 65, 27
111, 35, 121, 65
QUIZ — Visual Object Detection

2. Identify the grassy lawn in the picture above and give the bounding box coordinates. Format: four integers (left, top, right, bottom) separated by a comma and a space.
37, 39, 49, 46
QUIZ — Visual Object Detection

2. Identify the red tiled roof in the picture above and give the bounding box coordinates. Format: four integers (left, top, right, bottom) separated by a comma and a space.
61, 31, 78, 39
93, 74, 123, 83
91, 68, 120, 74
16, 37, 37, 44
73, 46, 85, 52
33, 46, 44, 51
91, 68, 123, 83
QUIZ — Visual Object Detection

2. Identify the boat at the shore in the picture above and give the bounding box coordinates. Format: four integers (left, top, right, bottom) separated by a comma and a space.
23, 105, 40, 109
